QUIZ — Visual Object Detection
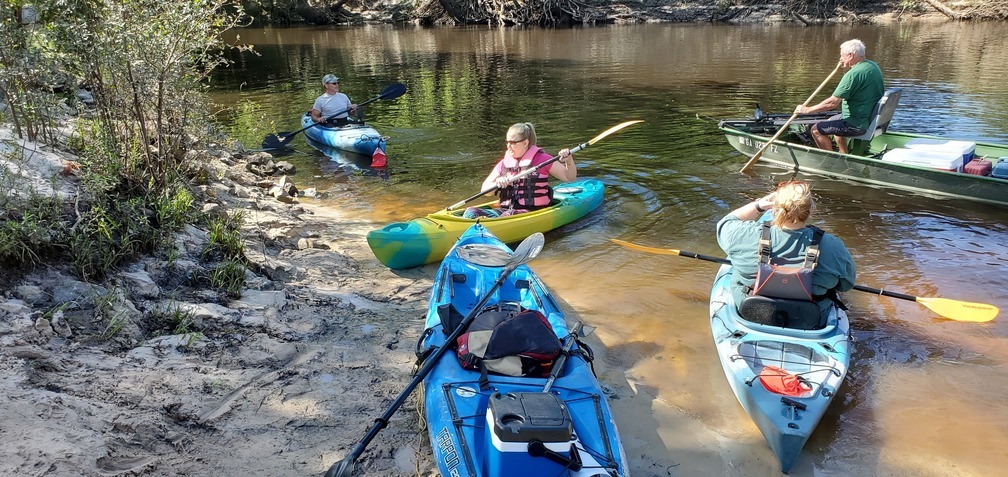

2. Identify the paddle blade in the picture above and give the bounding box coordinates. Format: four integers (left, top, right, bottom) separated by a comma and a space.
610, 238, 683, 256
509, 232, 545, 268
324, 458, 354, 477
586, 120, 644, 146
379, 82, 407, 100
917, 297, 998, 323
261, 132, 295, 150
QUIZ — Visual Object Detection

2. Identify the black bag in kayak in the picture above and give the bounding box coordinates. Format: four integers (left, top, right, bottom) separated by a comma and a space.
456, 307, 561, 389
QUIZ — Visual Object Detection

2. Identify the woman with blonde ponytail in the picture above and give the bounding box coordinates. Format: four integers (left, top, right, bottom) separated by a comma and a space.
463, 122, 576, 219
716, 181, 856, 320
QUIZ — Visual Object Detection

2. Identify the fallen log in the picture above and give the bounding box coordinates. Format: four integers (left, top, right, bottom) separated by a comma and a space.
923, 0, 959, 20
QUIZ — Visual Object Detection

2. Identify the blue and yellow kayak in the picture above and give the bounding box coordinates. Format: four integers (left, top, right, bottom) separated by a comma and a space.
420, 223, 628, 477
367, 178, 604, 269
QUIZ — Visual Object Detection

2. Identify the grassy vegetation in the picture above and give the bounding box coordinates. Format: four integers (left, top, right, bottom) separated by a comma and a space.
204, 211, 248, 297
1, 0, 248, 282
95, 285, 128, 340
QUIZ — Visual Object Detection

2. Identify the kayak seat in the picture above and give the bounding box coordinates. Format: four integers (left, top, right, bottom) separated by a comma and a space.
738, 296, 824, 330
846, 88, 902, 155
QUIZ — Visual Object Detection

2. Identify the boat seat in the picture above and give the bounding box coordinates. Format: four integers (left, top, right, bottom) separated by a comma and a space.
845, 88, 902, 154
738, 296, 825, 330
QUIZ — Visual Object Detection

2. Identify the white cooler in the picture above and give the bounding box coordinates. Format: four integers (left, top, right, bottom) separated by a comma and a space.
903, 138, 976, 164
882, 147, 964, 172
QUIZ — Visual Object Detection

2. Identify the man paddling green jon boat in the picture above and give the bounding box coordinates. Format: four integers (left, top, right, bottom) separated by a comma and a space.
794, 39, 884, 155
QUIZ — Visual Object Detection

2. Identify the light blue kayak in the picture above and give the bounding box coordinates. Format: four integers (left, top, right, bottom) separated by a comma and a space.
300, 112, 386, 158
709, 264, 851, 473
419, 223, 629, 477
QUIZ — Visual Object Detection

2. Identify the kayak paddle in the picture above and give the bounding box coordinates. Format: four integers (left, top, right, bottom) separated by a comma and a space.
324, 232, 546, 477
610, 238, 999, 323
261, 82, 406, 151
542, 321, 584, 393
445, 120, 645, 211
739, 62, 841, 173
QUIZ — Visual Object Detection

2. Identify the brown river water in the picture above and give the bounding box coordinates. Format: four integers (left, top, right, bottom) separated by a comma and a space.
213, 22, 1008, 476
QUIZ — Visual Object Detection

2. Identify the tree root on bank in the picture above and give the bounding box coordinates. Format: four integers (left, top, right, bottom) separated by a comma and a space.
415, 0, 607, 26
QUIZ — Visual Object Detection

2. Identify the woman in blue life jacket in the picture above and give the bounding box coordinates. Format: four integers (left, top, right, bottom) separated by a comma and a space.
716, 181, 857, 320
463, 122, 577, 219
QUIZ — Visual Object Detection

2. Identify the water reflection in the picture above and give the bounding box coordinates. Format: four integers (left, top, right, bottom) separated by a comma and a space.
212, 22, 1008, 477
305, 137, 390, 182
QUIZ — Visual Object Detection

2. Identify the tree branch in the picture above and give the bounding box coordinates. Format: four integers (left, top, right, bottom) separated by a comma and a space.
923, 0, 960, 20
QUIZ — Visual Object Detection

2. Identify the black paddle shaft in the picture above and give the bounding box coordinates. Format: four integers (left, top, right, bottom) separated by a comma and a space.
262, 83, 406, 150
542, 321, 584, 393
324, 233, 544, 477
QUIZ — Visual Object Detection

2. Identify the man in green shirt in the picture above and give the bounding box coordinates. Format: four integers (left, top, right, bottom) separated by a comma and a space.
795, 39, 884, 154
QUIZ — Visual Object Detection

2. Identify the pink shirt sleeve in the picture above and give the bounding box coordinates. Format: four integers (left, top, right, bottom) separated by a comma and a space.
532, 149, 554, 176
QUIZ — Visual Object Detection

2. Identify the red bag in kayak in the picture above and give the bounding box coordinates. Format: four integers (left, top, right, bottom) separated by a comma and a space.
758, 365, 812, 396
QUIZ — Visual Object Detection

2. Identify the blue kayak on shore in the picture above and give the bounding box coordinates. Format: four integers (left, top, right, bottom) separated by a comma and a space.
419, 223, 628, 477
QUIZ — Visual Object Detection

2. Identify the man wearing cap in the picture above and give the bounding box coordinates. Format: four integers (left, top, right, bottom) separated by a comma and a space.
794, 39, 884, 154
310, 74, 357, 127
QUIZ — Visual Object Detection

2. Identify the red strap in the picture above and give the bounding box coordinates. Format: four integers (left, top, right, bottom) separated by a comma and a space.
758, 365, 812, 396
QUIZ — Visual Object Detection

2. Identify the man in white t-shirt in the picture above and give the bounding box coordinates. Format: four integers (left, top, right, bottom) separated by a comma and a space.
310, 74, 357, 127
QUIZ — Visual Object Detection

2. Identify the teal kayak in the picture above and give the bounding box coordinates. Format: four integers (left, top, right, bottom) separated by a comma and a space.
419, 223, 629, 477
710, 264, 851, 473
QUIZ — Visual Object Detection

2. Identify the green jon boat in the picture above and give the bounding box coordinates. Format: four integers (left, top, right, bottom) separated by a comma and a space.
720, 88, 1008, 207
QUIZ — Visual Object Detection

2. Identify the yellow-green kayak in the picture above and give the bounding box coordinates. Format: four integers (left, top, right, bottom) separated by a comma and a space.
366, 178, 604, 269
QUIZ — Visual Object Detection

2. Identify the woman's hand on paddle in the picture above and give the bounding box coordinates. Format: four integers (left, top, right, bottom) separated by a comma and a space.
494, 175, 513, 189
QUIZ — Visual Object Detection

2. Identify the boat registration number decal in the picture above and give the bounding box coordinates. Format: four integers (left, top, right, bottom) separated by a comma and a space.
455, 386, 477, 398
435, 427, 462, 477
741, 136, 776, 153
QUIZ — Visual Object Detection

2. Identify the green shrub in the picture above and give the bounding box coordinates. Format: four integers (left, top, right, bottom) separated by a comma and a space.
1, 0, 248, 281
155, 186, 196, 231
210, 258, 246, 298
0, 195, 70, 268
204, 210, 246, 262
69, 197, 162, 280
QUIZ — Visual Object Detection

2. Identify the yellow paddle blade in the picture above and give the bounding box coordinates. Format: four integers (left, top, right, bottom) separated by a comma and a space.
610, 239, 682, 256
917, 297, 999, 323
587, 120, 645, 146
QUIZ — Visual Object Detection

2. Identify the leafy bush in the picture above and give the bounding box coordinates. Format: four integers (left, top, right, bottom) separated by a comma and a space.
210, 258, 246, 298
203, 210, 246, 297
204, 210, 246, 262
0, 194, 70, 268
1, 0, 249, 281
